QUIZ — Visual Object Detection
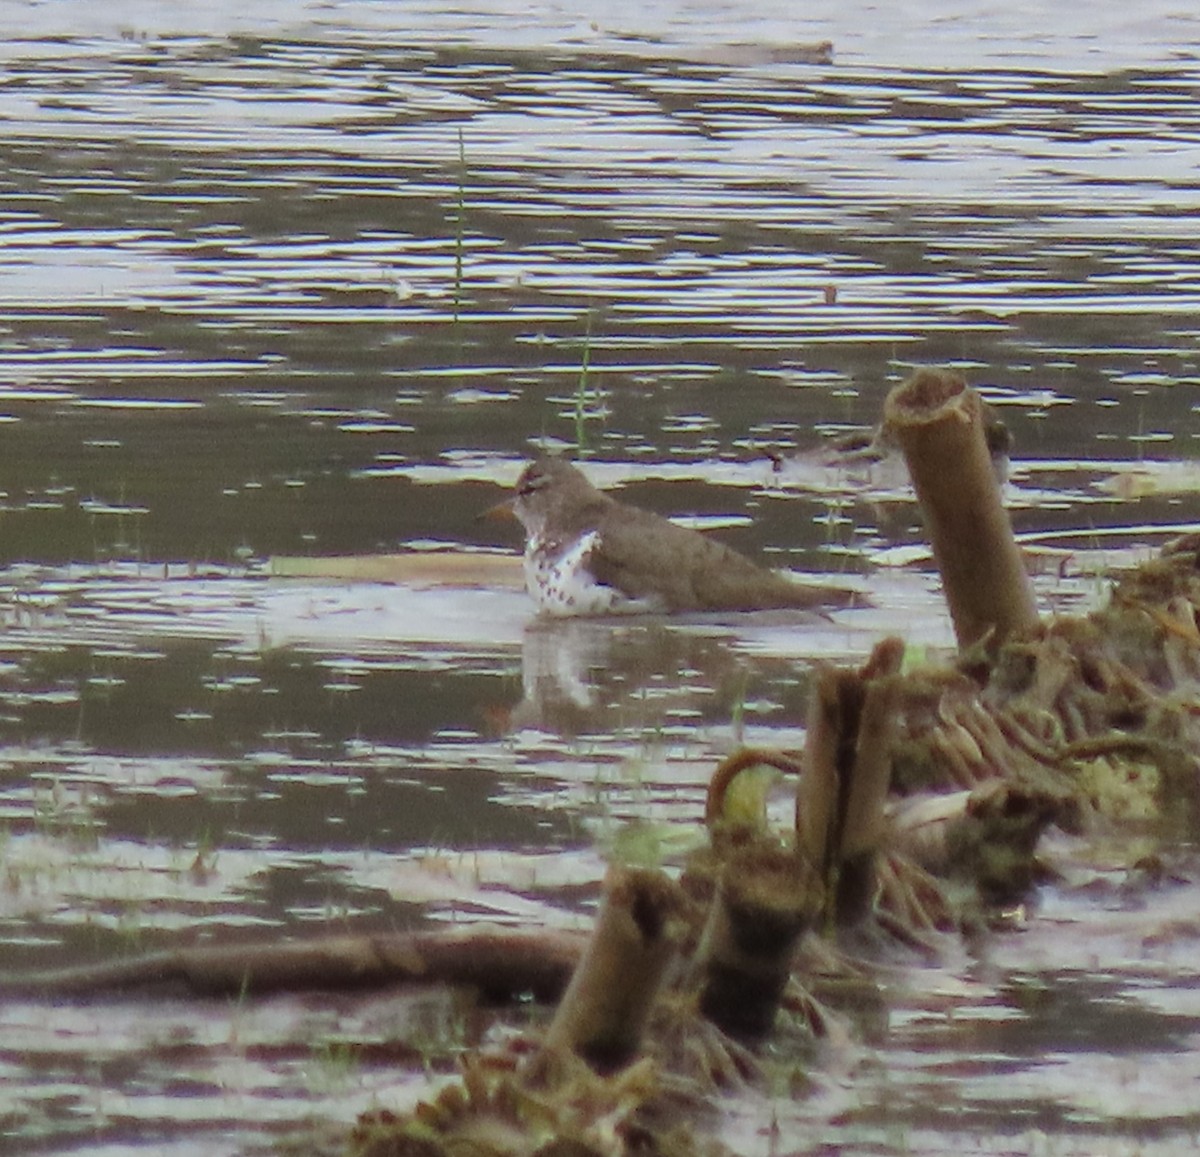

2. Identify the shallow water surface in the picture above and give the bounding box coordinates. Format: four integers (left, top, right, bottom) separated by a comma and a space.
1, 0, 1200, 1153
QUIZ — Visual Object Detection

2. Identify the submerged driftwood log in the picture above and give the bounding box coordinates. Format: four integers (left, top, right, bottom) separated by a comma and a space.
0, 927, 584, 1001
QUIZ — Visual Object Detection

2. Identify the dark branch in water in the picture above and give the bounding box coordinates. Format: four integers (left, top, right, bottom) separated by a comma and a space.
0, 927, 584, 1002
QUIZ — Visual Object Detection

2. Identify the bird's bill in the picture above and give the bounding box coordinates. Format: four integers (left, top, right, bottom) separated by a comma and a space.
477, 496, 518, 523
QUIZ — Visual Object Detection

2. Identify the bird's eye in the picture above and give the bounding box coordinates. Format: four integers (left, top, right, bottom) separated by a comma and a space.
516, 468, 544, 496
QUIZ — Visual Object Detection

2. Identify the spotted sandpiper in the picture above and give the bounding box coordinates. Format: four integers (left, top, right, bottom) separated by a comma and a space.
489, 456, 857, 617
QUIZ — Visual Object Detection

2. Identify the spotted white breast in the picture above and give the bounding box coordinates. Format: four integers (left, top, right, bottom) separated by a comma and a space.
524, 530, 661, 617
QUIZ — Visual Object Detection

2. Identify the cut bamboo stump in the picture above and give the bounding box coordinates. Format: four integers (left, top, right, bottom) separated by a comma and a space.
884, 368, 1039, 653
797, 636, 906, 926
541, 866, 686, 1073
693, 841, 823, 1042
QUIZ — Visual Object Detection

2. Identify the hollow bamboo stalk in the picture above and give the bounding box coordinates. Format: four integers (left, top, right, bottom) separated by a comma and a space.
839, 637, 905, 863
884, 368, 1039, 652
796, 637, 905, 926
541, 866, 685, 1073
796, 667, 845, 878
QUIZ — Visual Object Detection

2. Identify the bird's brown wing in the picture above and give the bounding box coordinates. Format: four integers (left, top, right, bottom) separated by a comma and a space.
592, 506, 853, 612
